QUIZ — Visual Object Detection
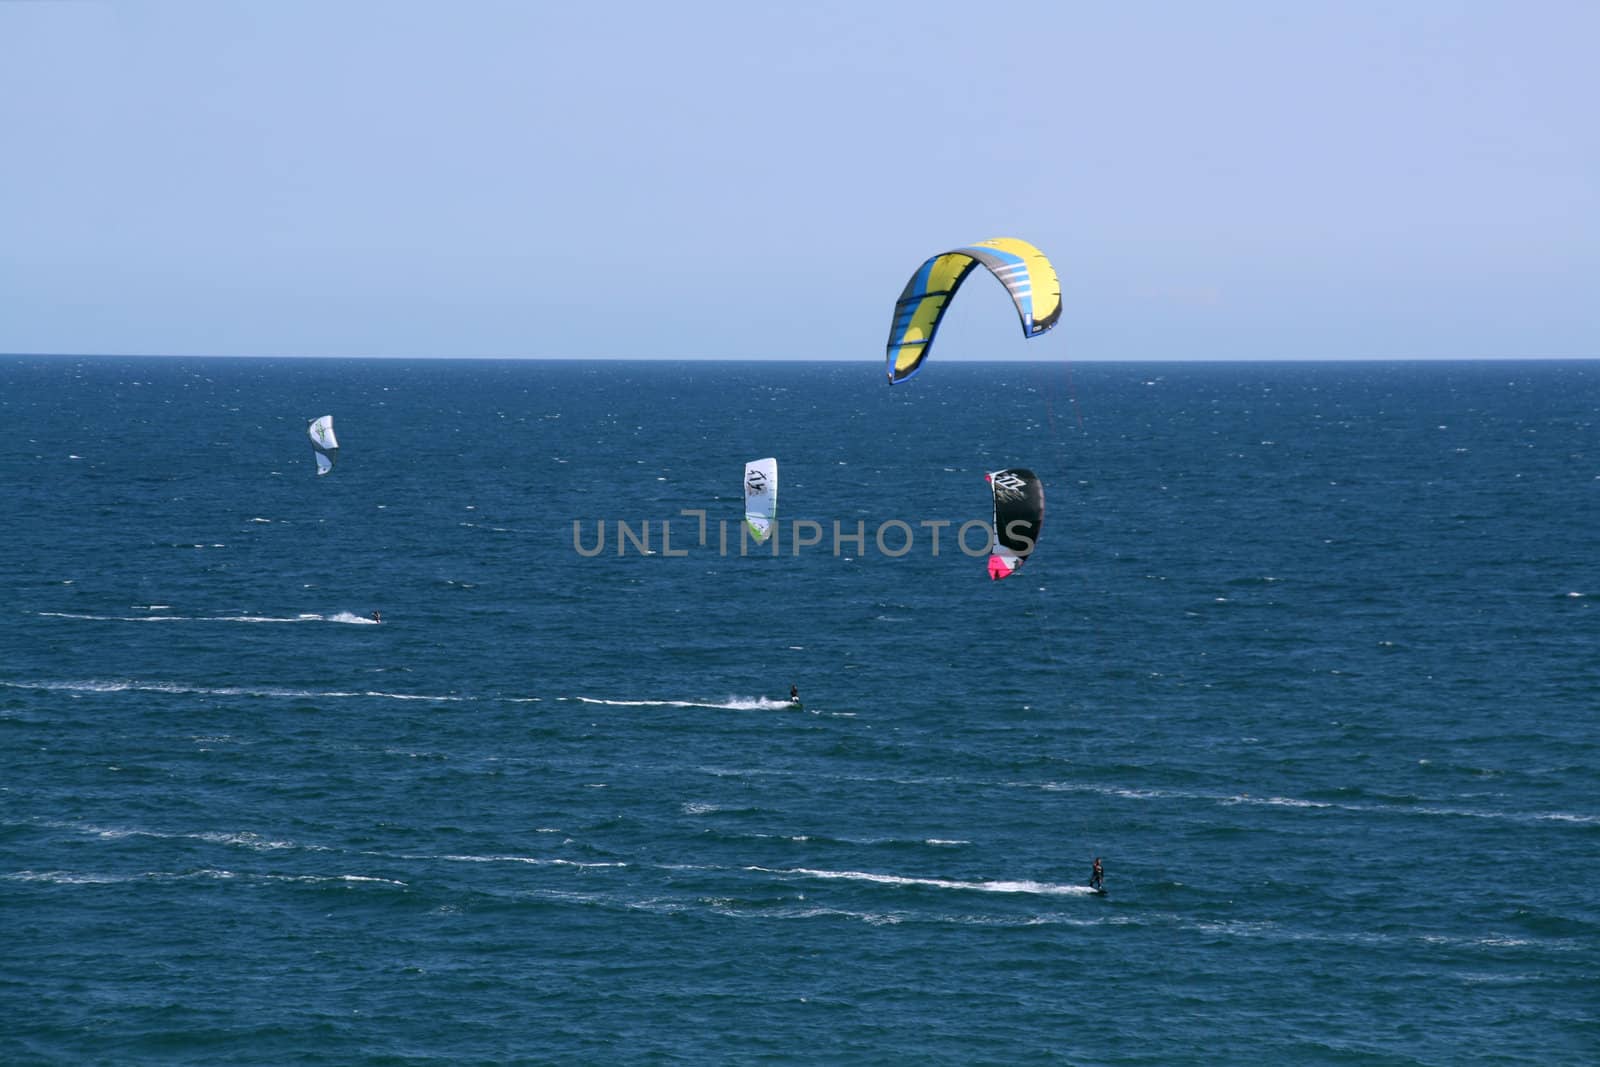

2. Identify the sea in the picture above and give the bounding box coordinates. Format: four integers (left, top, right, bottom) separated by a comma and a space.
2, 356, 1597, 1065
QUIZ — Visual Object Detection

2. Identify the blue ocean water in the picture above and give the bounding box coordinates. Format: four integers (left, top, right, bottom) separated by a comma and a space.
2, 356, 1597, 1065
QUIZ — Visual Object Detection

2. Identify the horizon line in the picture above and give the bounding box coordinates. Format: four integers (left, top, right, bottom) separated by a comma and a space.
4, 352, 1597, 364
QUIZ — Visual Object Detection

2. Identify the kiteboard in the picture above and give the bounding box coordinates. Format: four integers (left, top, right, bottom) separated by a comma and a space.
788, 700, 803, 711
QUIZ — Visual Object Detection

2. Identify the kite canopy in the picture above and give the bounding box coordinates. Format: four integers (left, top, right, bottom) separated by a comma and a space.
744, 457, 777, 543
309, 415, 338, 476
986, 468, 1044, 580
885, 237, 1061, 384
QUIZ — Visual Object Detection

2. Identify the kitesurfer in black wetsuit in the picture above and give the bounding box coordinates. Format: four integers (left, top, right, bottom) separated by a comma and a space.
1090, 857, 1103, 891
790, 684, 799, 703
371, 611, 382, 623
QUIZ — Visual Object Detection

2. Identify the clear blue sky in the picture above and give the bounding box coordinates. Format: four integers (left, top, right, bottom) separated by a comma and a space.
2, 0, 1596, 360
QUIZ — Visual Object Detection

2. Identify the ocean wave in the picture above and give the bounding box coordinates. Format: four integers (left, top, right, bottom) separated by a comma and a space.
1535, 812, 1600, 825
5, 870, 125, 884
1040, 779, 1598, 828
36, 610, 379, 625
42, 821, 630, 874
3, 868, 405, 888
733, 905, 1114, 928
426, 853, 627, 870
747, 865, 1099, 897
569, 695, 798, 711
48, 820, 330, 853
3, 679, 467, 703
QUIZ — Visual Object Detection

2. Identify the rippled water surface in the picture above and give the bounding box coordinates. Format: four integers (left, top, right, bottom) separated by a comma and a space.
2, 357, 1597, 1064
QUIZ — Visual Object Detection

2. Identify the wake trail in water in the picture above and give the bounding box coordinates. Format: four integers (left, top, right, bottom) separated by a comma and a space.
1043, 780, 1600, 828
567, 695, 799, 712
36, 610, 379, 625
746, 865, 1101, 897
5, 869, 407, 888
0, 680, 785, 710
1, 679, 467, 703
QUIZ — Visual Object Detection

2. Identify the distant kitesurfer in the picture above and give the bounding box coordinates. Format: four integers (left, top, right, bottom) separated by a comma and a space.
371, 611, 382, 623
789, 684, 799, 703
1090, 857, 1104, 891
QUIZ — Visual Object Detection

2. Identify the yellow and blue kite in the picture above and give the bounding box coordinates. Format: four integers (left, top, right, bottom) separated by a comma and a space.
884, 237, 1062, 384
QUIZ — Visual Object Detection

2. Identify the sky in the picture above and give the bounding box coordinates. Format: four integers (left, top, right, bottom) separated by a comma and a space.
2, 0, 1596, 361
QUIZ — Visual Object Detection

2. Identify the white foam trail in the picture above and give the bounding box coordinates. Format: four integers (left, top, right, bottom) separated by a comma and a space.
3, 679, 465, 703
430, 853, 626, 870
1041, 780, 1598, 827
191, 830, 298, 850
571, 695, 796, 711
39, 612, 186, 622
1224, 795, 1330, 809
37, 611, 378, 625
50, 821, 332, 853
4, 869, 407, 887
750, 866, 1098, 896
5, 870, 123, 884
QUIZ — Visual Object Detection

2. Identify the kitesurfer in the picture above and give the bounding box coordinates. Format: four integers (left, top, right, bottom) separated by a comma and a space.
789, 684, 799, 703
371, 611, 382, 623
1090, 857, 1103, 891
